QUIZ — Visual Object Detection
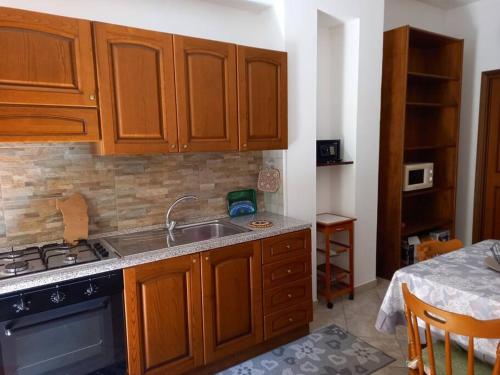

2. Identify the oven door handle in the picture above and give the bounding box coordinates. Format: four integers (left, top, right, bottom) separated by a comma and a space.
4, 300, 108, 337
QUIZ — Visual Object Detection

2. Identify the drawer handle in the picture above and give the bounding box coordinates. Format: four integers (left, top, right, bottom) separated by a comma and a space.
286, 244, 291, 249
287, 294, 292, 299
287, 269, 292, 274
336, 228, 344, 231
289, 317, 294, 323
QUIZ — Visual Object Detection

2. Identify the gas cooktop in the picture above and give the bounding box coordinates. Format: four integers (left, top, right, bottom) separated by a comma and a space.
0, 239, 118, 279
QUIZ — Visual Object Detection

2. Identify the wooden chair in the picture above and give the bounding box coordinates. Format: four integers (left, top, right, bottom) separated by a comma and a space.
416, 239, 464, 262
402, 283, 500, 375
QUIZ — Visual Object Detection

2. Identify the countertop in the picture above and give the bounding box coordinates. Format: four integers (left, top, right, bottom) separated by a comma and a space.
0, 212, 311, 295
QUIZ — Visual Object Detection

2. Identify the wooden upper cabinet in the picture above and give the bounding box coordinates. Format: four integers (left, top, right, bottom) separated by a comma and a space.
0, 7, 96, 107
201, 241, 263, 363
123, 254, 203, 375
93, 22, 178, 155
237, 46, 287, 150
0, 105, 99, 142
174, 36, 238, 152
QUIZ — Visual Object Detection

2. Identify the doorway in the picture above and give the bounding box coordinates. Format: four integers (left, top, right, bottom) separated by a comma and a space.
473, 69, 500, 242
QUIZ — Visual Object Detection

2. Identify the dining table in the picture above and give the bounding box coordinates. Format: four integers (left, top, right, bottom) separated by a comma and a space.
375, 239, 500, 365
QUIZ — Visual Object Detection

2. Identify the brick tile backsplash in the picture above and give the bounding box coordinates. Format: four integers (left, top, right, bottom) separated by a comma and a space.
0, 143, 264, 246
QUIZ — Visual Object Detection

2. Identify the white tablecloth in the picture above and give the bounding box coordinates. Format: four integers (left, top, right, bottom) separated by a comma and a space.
376, 240, 500, 364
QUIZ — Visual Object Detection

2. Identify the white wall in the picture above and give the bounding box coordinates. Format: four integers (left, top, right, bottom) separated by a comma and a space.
384, 0, 500, 245
384, 0, 446, 32
316, 17, 359, 217
0, 0, 285, 50
445, 0, 500, 245
285, 0, 384, 291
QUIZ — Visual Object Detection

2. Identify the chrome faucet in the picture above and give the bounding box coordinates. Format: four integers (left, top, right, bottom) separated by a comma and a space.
166, 195, 199, 233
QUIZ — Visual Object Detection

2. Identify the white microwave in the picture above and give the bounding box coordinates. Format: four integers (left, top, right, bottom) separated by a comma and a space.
403, 163, 434, 191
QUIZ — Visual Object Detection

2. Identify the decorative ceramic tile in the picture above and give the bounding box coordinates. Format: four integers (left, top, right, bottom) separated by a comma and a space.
0, 143, 270, 245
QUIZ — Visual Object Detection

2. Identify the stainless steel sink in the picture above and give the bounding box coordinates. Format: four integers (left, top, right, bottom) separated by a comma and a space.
103, 220, 250, 257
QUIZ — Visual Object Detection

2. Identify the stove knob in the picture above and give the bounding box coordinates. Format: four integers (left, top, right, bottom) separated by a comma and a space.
13, 297, 30, 313
50, 290, 66, 304
84, 283, 99, 297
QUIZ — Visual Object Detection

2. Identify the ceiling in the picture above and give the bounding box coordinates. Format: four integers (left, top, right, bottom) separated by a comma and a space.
416, 0, 481, 10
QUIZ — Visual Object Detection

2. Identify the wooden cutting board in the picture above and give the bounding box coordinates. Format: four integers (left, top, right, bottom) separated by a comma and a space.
56, 193, 89, 244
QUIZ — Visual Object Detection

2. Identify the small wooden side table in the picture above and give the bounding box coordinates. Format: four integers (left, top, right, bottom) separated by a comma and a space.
316, 213, 356, 309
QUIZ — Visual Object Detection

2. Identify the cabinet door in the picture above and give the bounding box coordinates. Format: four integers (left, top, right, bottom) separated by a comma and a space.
0, 7, 96, 107
237, 46, 287, 150
93, 22, 178, 155
123, 254, 203, 375
174, 36, 238, 152
201, 241, 263, 363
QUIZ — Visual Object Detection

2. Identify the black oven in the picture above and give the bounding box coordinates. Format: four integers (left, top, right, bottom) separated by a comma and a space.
0, 271, 126, 375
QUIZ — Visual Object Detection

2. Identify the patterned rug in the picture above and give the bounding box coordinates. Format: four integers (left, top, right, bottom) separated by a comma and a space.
218, 324, 395, 375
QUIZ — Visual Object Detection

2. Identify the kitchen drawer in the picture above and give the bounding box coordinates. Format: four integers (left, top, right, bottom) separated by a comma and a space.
263, 277, 312, 315
0, 106, 99, 142
330, 221, 353, 234
263, 254, 311, 289
264, 301, 313, 340
262, 229, 311, 264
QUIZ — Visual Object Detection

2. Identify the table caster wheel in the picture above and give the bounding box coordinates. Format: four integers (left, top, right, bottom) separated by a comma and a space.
327, 302, 334, 309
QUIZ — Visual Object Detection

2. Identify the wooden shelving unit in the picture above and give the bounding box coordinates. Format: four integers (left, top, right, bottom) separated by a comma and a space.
376, 26, 463, 279
316, 214, 356, 308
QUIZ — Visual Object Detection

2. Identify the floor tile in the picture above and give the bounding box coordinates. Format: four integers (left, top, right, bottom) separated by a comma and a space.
310, 279, 409, 374
311, 299, 346, 331
373, 365, 409, 374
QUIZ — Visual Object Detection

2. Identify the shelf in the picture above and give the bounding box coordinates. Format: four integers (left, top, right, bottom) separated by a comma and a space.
408, 71, 459, 81
402, 218, 452, 236
407, 101, 457, 108
403, 186, 454, 198
317, 246, 349, 257
405, 144, 456, 151
317, 161, 354, 167
317, 263, 350, 282
317, 279, 352, 300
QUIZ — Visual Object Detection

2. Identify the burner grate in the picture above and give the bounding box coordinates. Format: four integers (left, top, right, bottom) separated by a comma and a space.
4, 260, 29, 274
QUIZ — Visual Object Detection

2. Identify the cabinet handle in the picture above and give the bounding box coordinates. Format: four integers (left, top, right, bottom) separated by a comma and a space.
89, 94, 96, 101
288, 317, 294, 323
287, 269, 292, 274
286, 244, 291, 249
183, 144, 188, 149
242, 143, 247, 148
287, 294, 292, 299
336, 228, 344, 232
192, 258, 196, 263
205, 256, 209, 261
171, 144, 176, 149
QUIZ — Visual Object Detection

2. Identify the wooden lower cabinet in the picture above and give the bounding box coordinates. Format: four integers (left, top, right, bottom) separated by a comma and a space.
123, 231, 311, 374
262, 230, 313, 341
123, 254, 203, 375
201, 241, 263, 363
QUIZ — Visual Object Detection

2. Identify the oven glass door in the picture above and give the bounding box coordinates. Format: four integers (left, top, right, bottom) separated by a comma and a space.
0, 295, 125, 375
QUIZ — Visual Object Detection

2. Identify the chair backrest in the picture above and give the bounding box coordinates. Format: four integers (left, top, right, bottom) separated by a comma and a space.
402, 283, 500, 375
416, 239, 464, 262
